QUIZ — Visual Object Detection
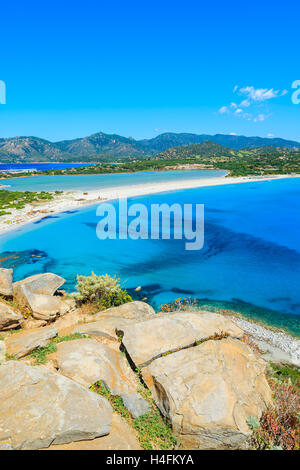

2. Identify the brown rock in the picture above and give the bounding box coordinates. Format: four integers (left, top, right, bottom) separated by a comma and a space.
47, 414, 141, 450
0, 302, 22, 330
52, 338, 138, 394
13, 272, 65, 298
142, 337, 273, 449
93, 301, 155, 320
0, 361, 112, 449
5, 325, 57, 358
0, 268, 13, 296
122, 311, 244, 367
51, 310, 84, 336
22, 318, 47, 330
0, 340, 5, 362
59, 298, 76, 316
14, 284, 62, 320
30, 293, 62, 320
72, 315, 137, 340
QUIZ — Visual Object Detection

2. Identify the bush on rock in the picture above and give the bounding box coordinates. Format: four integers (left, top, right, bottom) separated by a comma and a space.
75, 272, 132, 308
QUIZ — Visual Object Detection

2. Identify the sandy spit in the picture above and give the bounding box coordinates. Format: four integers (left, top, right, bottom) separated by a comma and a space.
0, 173, 299, 236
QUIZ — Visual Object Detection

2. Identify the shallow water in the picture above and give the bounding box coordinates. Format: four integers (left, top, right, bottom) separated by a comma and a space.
0, 169, 226, 192
0, 177, 299, 334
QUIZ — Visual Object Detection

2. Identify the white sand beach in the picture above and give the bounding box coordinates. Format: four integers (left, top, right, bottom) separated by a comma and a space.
0, 173, 299, 235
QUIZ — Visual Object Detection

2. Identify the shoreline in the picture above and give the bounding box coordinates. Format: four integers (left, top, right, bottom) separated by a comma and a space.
230, 315, 300, 367
0, 173, 299, 236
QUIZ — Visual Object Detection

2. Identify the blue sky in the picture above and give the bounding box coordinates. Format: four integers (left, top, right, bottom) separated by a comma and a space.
0, 0, 299, 142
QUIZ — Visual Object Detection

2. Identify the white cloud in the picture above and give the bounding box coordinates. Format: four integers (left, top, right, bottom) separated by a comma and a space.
267, 133, 274, 137
253, 113, 272, 123
218, 84, 286, 122
240, 99, 251, 108
239, 86, 287, 102
229, 132, 237, 135
218, 106, 228, 114
234, 108, 252, 120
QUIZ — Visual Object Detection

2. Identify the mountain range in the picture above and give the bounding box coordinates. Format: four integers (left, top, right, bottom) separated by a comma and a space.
0, 131, 300, 163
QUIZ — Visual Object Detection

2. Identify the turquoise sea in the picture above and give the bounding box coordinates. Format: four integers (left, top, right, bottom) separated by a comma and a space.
0, 173, 299, 335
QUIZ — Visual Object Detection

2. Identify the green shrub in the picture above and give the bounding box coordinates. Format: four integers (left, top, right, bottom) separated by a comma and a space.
90, 380, 177, 450
75, 272, 132, 308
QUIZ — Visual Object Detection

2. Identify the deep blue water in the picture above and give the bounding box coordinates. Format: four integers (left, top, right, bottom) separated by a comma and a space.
0, 163, 96, 172
0, 177, 299, 334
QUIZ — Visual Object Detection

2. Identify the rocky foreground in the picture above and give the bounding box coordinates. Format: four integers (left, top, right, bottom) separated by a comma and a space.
0, 267, 292, 450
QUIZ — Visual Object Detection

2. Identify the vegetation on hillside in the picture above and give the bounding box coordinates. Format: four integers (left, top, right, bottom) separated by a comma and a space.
0, 189, 62, 216
155, 141, 300, 176
1, 140, 299, 178
248, 363, 300, 450
90, 379, 177, 450
1, 131, 300, 162
30, 333, 87, 364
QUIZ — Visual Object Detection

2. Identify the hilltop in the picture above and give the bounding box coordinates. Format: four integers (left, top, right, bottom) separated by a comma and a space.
0, 131, 300, 163
155, 141, 236, 159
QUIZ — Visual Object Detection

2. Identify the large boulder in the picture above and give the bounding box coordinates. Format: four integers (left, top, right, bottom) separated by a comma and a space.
13, 273, 65, 299
47, 414, 141, 450
5, 325, 57, 358
0, 302, 22, 330
122, 311, 244, 368
28, 291, 62, 321
142, 337, 273, 449
0, 361, 112, 449
0, 268, 13, 296
52, 338, 150, 417
93, 301, 155, 320
14, 284, 62, 320
52, 338, 137, 393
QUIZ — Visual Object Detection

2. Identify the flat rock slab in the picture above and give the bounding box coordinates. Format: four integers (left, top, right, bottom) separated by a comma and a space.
5, 325, 57, 358
47, 414, 141, 450
94, 301, 155, 320
0, 302, 22, 330
52, 310, 86, 336
53, 338, 138, 394
73, 315, 138, 340
0, 268, 13, 296
13, 272, 65, 297
122, 311, 244, 367
0, 361, 112, 450
142, 337, 273, 450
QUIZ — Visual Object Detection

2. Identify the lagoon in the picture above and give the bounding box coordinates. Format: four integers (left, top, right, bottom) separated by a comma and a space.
0, 169, 226, 192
